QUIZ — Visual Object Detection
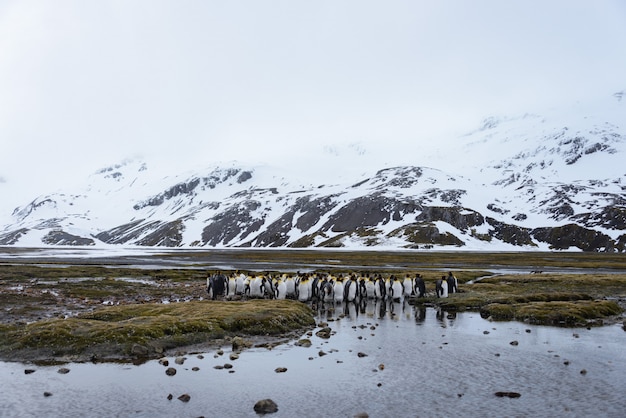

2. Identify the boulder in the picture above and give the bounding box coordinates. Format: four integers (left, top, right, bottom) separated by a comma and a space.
254, 399, 278, 414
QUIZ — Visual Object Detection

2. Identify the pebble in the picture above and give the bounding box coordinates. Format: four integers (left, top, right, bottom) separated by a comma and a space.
275, 367, 287, 373
177, 394, 191, 403
57, 368, 70, 374
510, 340, 519, 346
24, 369, 36, 375
165, 367, 177, 376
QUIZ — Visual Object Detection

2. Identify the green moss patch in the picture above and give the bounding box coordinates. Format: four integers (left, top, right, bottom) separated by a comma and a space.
0, 300, 314, 363
481, 300, 622, 326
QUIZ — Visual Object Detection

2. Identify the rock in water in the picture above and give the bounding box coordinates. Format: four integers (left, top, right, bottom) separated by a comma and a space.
254, 399, 278, 414
495, 391, 521, 398
315, 327, 332, 339
294, 338, 312, 347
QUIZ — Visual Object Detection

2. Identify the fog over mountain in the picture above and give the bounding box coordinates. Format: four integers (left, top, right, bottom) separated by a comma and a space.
2, 2, 625, 251
1, 91, 624, 251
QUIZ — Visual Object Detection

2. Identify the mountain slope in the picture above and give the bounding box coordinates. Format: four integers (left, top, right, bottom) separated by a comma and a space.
1, 92, 625, 251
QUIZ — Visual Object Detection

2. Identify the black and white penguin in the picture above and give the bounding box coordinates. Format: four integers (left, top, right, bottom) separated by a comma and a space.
321, 280, 334, 303
344, 275, 359, 302
297, 275, 311, 302
274, 277, 287, 299
414, 274, 426, 298
374, 275, 386, 300
207, 271, 227, 300
388, 275, 404, 302
446, 272, 458, 294
402, 274, 413, 298
227, 274, 238, 297
435, 275, 448, 298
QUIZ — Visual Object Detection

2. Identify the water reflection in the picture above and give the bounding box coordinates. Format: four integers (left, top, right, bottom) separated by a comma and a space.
2, 303, 626, 418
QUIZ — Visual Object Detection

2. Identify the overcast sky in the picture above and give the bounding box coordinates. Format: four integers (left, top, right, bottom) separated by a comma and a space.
1, 0, 626, 209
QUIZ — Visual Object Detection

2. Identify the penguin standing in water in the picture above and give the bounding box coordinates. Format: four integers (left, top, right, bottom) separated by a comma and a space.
402, 274, 413, 298
344, 274, 359, 302
388, 275, 404, 302
414, 274, 426, 298
374, 275, 386, 300
333, 275, 345, 302
446, 271, 458, 294
435, 275, 448, 298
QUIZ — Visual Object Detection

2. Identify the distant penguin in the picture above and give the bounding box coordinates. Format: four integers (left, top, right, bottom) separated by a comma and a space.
207, 272, 227, 300
364, 276, 376, 299
297, 276, 311, 302
321, 280, 334, 303
446, 272, 458, 294
402, 275, 413, 298
374, 275, 386, 300
249, 276, 265, 298
333, 277, 345, 302
436, 275, 448, 298
389, 275, 404, 302
274, 278, 287, 299
227, 274, 238, 297
414, 274, 426, 298
311, 275, 321, 302
357, 276, 367, 300
284, 275, 297, 299
344, 275, 359, 302
235, 273, 246, 295
262, 276, 275, 299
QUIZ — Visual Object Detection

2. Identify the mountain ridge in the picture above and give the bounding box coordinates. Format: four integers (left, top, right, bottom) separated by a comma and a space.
1, 92, 625, 251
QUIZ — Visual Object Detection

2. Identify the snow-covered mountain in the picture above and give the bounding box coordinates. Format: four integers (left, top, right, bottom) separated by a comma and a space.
1, 92, 625, 251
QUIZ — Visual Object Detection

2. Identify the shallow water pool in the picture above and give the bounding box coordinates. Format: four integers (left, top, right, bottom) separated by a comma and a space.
2, 301, 625, 418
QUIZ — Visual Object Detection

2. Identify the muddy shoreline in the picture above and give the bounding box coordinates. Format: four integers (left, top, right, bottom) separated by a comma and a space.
2, 250, 625, 364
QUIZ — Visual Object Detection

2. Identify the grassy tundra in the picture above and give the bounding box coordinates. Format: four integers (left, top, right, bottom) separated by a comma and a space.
0, 250, 625, 363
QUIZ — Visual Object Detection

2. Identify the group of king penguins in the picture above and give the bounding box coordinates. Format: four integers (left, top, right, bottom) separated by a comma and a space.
207, 271, 459, 302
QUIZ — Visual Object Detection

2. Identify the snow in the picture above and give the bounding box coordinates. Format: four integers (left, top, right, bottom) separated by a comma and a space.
1, 91, 625, 251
